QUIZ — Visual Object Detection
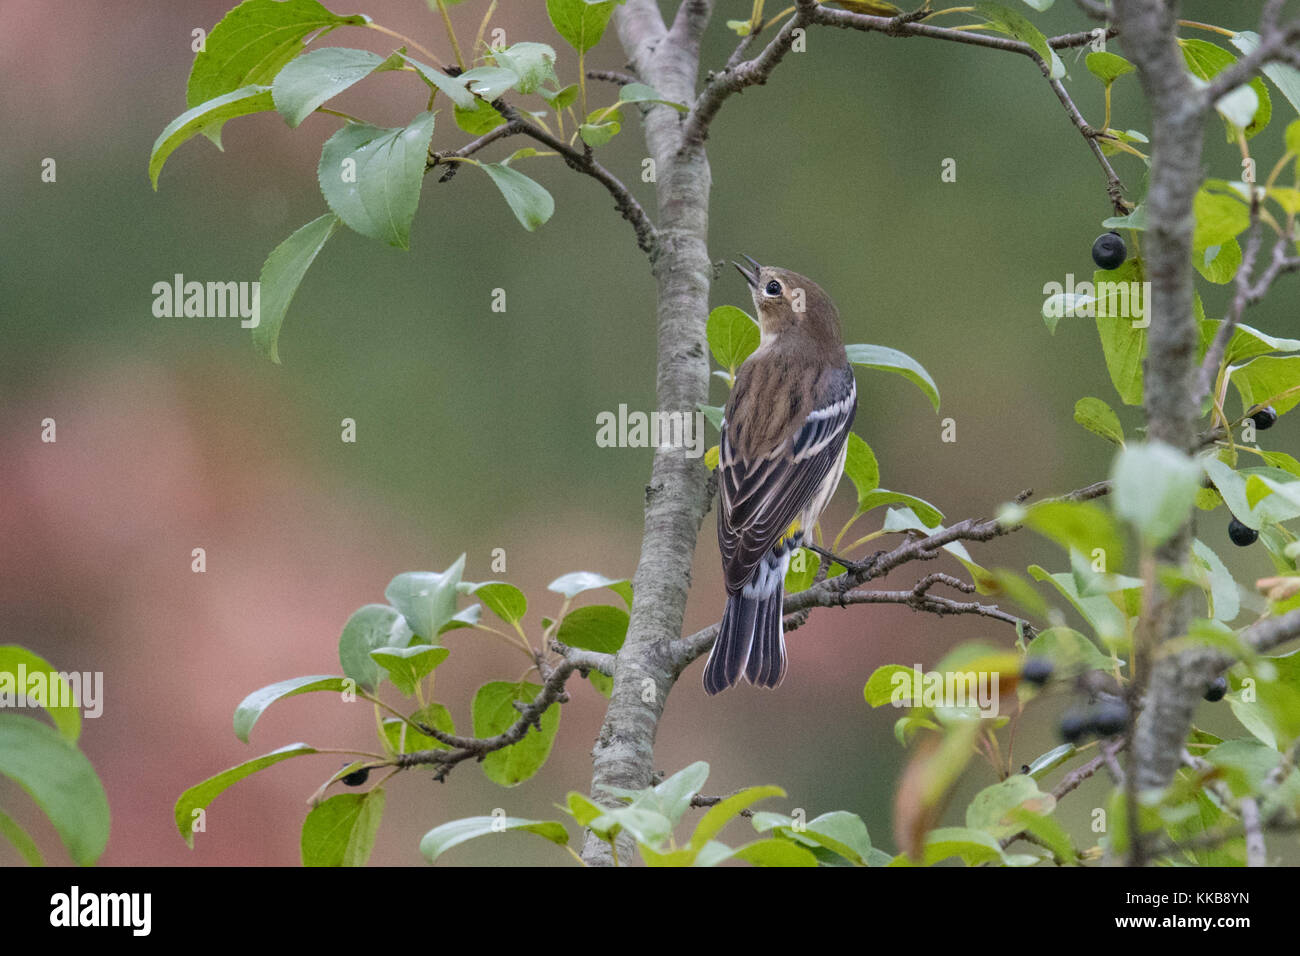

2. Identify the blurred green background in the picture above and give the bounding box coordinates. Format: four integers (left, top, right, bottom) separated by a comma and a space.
1, 0, 1296, 866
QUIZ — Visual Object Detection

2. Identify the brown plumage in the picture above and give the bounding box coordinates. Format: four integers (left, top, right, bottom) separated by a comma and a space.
704, 259, 857, 694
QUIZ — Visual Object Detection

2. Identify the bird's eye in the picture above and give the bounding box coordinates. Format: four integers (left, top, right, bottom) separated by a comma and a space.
764, 279, 782, 296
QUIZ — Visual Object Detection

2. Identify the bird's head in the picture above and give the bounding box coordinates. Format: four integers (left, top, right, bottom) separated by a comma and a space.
733, 255, 841, 346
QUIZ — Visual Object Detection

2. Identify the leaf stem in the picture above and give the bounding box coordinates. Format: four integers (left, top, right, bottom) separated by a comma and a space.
436, 0, 467, 71
367, 22, 442, 66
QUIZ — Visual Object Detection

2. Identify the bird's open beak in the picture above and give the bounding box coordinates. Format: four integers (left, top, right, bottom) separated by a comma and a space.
732, 254, 761, 290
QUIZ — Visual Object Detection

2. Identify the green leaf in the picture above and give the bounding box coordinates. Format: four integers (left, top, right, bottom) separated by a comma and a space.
973, 3, 1063, 79
338, 603, 415, 692
689, 785, 784, 851
649, 762, 711, 827
175, 743, 317, 847
1013, 498, 1126, 571
906, 826, 1019, 866
453, 99, 508, 135
966, 775, 1055, 839
1215, 84, 1261, 132
1194, 186, 1251, 249
1074, 396, 1125, 445
459, 66, 521, 101
855, 489, 943, 525
1112, 441, 1202, 547
845, 344, 940, 411
795, 811, 874, 865
440, 604, 481, 634
465, 582, 528, 624
1102, 204, 1146, 231
0, 645, 81, 741
419, 815, 568, 863
884, 507, 996, 592
579, 109, 622, 147
1215, 322, 1300, 365
150, 85, 275, 189
1182, 38, 1271, 139
404, 56, 477, 108
370, 645, 450, 696
618, 82, 689, 112
729, 838, 819, 866
784, 547, 820, 593
385, 555, 466, 642
843, 432, 880, 504
233, 675, 350, 743
1230, 355, 1300, 416
187, 0, 366, 110
1025, 743, 1076, 779
1192, 539, 1240, 622
546, 0, 624, 53
547, 571, 632, 605
539, 84, 579, 111
383, 702, 455, 753
1027, 565, 1128, 646
699, 404, 725, 431
864, 664, 917, 707
1086, 51, 1134, 85
477, 162, 555, 231
301, 789, 385, 866
1006, 806, 1076, 863
1230, 31, 1300, 117
556, 605, 629, 653
0, 809, 43, 866
706, 305, 760, 373
1193, 238, 1242, 285
595, 762, 711, 835
317, 112, 436, 248
0, 714, 109, 865
490, 42, 558, 95
473, 682, 561, 786
1092, 259, 1148, 406
1206, 738, 1281, 797
271, 47, 386, 127
1025, 626, 1117, 674
252, 212, 341, 363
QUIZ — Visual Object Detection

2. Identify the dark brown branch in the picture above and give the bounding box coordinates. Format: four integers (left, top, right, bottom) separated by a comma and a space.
1202, 2, 1300, 103
686, 0, 1127, 208
689, 793, 755, 817
586, 69, 638, 86
397, 658, 578, 781
492, 102, 659, 256
671, 480, 1111, 668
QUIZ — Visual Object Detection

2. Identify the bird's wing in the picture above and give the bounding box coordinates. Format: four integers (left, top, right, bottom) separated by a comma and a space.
718, 365, 857, 593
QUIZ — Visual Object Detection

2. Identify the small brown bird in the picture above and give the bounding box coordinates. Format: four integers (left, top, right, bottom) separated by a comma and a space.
703, 257, 857, 694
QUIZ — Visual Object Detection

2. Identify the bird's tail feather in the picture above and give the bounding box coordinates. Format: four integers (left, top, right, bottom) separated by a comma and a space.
703, 549, 789, 694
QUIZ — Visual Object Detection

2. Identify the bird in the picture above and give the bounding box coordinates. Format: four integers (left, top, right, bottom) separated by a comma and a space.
703, 256, 858, 694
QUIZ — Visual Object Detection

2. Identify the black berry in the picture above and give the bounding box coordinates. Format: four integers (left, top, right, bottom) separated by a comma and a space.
1092, 232, 1127, 270
1251, 406, 1278, 430
340, 767, 370, 787
1204, 676, 1228, 702
1060, 710, 1089, 744
1089, 699, 1129, 737
1228, 518, 1259, 547
1021, 657, 1053, 686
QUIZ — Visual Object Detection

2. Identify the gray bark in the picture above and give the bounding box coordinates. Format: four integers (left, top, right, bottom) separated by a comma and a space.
579, 0, 716, 865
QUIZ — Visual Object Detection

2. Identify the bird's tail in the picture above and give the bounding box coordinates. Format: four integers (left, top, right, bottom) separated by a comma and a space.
703, 548, 790, 694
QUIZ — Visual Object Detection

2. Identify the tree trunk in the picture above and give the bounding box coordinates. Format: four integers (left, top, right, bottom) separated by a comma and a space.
580, 0, 715, 865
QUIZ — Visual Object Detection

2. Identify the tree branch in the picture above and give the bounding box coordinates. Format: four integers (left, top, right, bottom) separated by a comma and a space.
685, 0, 1128, 207
492, 102, 659, 256
671, 480, 1111, 668
1202, 1, 1300, 103
397, 658, 579, 781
